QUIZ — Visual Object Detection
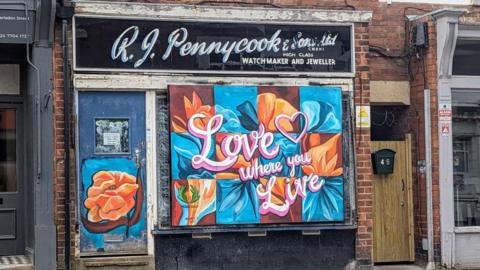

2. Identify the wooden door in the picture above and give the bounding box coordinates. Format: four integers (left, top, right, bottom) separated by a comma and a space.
372, 134, 414, 263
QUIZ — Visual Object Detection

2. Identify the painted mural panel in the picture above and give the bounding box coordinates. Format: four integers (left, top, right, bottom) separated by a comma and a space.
169, 85, 344, 226
78, 92, 147, 253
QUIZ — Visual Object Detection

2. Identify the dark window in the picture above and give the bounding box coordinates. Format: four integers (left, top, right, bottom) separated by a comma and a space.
371, 106, 409, 141
453, 39, 480, 76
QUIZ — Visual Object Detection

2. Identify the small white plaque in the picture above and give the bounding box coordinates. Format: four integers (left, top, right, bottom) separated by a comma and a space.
103, 132, 121, 146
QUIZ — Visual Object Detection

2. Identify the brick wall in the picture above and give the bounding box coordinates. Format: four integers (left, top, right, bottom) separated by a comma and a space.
53, 21, 75, 270
353, 21, 373, 263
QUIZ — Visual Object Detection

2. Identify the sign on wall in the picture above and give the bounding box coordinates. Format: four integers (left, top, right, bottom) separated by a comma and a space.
0, 10, 34, 44
74, 17, 352, 74
169, 85, 344, 226
355, 105, 371, 128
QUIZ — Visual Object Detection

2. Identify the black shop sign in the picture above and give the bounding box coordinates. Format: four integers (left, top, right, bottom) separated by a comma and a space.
74, 17, 353, 74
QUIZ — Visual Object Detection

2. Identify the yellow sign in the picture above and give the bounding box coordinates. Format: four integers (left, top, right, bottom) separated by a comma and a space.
356, 105, 370, 128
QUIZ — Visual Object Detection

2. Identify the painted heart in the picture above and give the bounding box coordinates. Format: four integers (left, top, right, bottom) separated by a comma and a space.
274, 112, 309, 144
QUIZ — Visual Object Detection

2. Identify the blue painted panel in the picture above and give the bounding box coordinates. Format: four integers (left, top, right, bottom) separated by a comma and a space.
299, 86, 342, 133
78, 91, 147, 254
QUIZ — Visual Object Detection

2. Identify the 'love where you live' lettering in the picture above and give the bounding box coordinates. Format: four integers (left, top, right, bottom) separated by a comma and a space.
169, 85, 345, 227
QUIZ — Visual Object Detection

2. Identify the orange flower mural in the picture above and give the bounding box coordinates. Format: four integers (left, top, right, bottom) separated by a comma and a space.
258, 93, 298, 132
84, 171, 139, 222
171, 91, 214, 133
302, 134, 343, 177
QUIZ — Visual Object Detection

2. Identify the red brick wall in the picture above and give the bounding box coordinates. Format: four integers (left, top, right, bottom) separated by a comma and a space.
53, 22, 75, 270
354, 22, 373, 263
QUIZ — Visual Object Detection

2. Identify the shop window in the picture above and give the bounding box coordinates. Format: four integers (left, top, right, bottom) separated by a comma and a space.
0, 109, 16, 192
453, 39, 480, 76
452, 90, 480, 227
156, 85, 354, 230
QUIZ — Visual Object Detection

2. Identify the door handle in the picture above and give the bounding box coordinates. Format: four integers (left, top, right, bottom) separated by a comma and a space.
401, 179, 405, 191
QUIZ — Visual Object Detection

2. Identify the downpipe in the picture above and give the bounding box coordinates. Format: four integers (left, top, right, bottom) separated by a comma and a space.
424, 88, 435, 270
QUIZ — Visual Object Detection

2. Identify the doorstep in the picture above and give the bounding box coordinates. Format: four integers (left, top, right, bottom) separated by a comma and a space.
0, 255, 33, 270
76, 255, 154, 270
374, 265, 424, 270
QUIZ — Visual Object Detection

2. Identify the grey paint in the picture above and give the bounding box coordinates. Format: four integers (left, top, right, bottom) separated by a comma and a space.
0, 0, 55, 265
0, 10, 34, 44
24, 61, 35, 252
30, 0, 56, 269
29, 44, 55, 269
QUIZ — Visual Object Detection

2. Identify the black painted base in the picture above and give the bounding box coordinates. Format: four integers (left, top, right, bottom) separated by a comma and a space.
155, 229, 356, 270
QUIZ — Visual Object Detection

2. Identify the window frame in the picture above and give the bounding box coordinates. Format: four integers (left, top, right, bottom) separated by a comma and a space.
452, 24, 480, 230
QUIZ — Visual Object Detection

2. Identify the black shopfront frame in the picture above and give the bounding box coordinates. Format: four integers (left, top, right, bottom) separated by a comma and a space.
153, 88, 356, 235
73, 16, 355, 77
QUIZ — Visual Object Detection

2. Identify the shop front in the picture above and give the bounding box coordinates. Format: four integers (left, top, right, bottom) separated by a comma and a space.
434, 9, 480, 269
70, 2, 372, 269
0, 1, 55, 269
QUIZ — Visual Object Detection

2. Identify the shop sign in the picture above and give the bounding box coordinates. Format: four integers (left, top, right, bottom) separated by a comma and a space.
169, 85, 344, 226
74, 17, 353, 74
0, 10, 34, 44
439, 103, 452, 121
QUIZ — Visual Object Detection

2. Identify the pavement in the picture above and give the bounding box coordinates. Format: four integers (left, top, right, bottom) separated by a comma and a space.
0, 265, 32, 270
375, 265, 425, 270
0, 255, 33, 270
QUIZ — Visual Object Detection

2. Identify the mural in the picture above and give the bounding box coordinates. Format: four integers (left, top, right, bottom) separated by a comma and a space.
80, 157, 146, 251
169, 85, 344, 226
78, 92, 147, 253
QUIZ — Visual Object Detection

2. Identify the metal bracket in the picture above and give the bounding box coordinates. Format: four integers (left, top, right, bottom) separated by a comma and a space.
248, 231, 267, 237
302, 230, 321, 236
418, 160, 426, 174
192, 233, 212, 239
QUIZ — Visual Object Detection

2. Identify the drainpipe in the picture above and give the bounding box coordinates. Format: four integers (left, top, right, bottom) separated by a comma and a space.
58, 2, 73, 269
424, 87, 435, 270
